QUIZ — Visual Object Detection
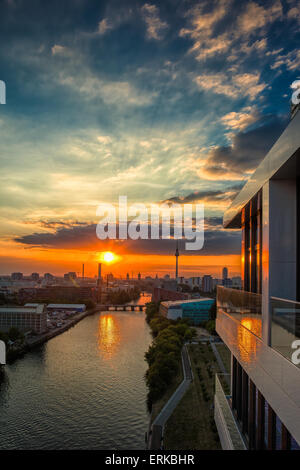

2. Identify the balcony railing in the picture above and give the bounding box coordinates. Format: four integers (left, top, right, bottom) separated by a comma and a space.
214, 373, 246, 450
217, 286, 262, 338
271, 296, 300, 366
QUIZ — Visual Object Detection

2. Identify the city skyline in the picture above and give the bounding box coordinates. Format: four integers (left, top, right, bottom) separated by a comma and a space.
0, 265, 240, 279
1, 0, 299, 277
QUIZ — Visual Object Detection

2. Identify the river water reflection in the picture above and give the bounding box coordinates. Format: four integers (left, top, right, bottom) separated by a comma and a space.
0, 310, 151, 449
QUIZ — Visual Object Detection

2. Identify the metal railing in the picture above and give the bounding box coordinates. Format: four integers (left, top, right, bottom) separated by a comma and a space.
271, 296, 300, 366
217, 286, 262, 338
217, 286, 262, 316
214, 373, 246, 450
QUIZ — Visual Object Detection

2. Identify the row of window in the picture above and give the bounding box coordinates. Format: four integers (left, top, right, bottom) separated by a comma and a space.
242, 191, 262, 294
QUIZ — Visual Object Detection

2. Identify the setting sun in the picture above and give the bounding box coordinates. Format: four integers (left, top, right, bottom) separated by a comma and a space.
103, 252, 115, 263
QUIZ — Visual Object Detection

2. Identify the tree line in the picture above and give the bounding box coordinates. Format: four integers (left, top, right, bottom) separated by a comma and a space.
107, 286, 140, 305
144, 302, 196, 409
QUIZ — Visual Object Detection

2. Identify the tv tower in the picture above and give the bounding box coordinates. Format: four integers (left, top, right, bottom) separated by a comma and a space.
175, 240, 179, 280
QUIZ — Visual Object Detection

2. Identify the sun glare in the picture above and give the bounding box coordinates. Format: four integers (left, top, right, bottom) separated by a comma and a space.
103, 251, 115, 263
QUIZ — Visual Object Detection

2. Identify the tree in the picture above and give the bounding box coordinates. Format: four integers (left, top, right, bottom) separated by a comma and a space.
205, 320, 216, 335
144, 313, 195, 408
0, 330, 8, 344
149, 316, 169, 336
209, 301, 216, 320
145, 302, 159, 323
8, 327, 23, 342
84, 299, 95, 310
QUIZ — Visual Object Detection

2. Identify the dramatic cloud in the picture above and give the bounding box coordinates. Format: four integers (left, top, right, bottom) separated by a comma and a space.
179, 0, 230, 60
180, 0, 283, 62
220, 107, 260, 131
195, 72, 267, 101
236, 0, 282, 35
141, 3, 168, 40
287, 2, 300, 24
271, 49, 300, 71
51, 44, 72, 56
201, 115, 288, 179
0, 0, 298, 272
14, 220, 241, 256
98, 18, 113, 35
163, 184, 244, 205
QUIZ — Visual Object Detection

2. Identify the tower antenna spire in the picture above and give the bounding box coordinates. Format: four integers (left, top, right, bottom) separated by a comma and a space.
175, 240, 179, 281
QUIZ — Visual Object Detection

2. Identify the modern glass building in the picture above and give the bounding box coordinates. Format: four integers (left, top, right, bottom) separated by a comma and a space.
215, 107, 300, 450
160, 298, 214, 324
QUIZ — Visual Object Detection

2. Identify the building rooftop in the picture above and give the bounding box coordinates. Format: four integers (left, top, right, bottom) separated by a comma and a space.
0, 304, 45, 314
161, 298, 214, 308
47, 303, 86, 309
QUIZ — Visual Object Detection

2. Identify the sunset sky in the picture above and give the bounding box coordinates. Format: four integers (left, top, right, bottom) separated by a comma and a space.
0, 0, 299, 278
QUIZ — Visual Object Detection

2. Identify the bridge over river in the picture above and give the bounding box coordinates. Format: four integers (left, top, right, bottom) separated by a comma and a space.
97, 304, 146, 312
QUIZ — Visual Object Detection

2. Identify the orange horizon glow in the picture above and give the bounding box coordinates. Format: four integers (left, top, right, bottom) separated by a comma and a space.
0, 239, 241, 278
98, 251, 119, 264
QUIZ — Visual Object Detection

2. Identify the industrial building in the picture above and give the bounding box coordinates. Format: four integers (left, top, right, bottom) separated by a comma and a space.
0, 304, 47, 334
47, 304, 86, 312
160, 298, 214, 325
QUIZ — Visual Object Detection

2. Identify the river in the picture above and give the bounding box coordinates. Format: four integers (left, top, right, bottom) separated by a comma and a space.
0, 306, 152, 449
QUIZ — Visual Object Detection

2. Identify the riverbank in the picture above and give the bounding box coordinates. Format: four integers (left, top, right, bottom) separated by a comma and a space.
6, 306, 100, 363
0, 310, 151, 449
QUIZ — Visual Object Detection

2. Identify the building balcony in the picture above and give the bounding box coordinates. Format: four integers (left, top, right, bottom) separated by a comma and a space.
214, 373, 246, 450
271, 296, 300, 365
217, 286, 262, 339
217, 286, 300, 367
216, 286, 300, 445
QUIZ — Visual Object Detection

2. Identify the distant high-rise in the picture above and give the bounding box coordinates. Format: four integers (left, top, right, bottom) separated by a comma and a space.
31, 272, 39, 281
64, 272, 76, 280
175, 240, 179, 280
222, 267, 228, 280
202, 275, 213, 293
126, 273, 130, 280
138, 272, 141, 281
11, 272, 23, 281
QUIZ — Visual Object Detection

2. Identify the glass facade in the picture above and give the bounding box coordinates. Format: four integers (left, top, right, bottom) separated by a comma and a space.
241, 191, 262, 294
217, 286, 262, 338
270, 296, 300, 366
181, 299, 214, 325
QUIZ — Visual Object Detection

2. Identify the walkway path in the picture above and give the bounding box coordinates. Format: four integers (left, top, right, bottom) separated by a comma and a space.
147, 345, 193, 450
